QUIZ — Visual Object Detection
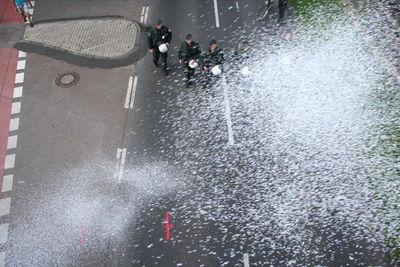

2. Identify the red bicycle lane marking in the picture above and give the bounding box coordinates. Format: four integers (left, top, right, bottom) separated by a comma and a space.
165, 212, 174, 240
0, 0, 22, 193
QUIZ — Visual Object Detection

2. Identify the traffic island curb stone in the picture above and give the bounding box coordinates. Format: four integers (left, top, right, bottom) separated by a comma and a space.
13, 17, 147, 68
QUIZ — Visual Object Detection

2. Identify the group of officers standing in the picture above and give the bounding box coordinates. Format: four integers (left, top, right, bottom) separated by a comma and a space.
148, 19, 249, 88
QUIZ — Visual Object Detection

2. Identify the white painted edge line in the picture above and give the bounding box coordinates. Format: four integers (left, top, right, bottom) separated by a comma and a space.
16, 60, 26, 70
213, 0, 220, 28
13, 86, 23, 98
7, 135, 17, 150
129, 76, 138, 109
124, 76, 134, 109
222, 78, 234, 146
0, 198, 11, 217
117, 148, 127, 184
0, 223, 9, 244
2, 175, 13, 193
235, 1, 240, 10
243, 253, 250, 267
144, 6, 149, 25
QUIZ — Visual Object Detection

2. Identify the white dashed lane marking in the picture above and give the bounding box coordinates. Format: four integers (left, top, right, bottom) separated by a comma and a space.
16, 60, 25, 70
9, 118, 19, 131
2, 175, 13, 193
11, 101, 21, 114
18, 51, 26, 58
13, 86, 23, 98
4, 155, 15, 169
0, 198, 11, 217
7, 135, 17, 150
0, 224, 9, 244
15, 72, 24, 84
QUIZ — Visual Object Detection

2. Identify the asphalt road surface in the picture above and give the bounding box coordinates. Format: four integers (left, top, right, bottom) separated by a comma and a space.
4, 0, 394, 266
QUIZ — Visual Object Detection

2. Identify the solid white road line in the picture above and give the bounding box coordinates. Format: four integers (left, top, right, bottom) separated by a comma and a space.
213, 0, 220, 28
18, 51, 26, 58
243, 253, 250, 267
15, 73, 24, 84
16, 60, 25, 70
0, 198, 11, 217
0, 224, 9, 244
2, 175, 13, 193
11, 102, 21, 115
117, 148, 127, 184
4, 155, 15, 169
223, 79, 234, 146
144, 6, 149, 25
124, 76, 134, 109
7, 135, 17, 150
9, 118, 19, 131
13, 86, 23, 98
129, 76, 138, 109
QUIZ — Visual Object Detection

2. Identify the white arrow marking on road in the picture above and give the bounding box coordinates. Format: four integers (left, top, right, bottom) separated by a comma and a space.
213, 0, 220, 28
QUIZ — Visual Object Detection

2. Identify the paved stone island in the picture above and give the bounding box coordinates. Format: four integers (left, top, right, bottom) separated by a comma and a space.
23, 18, 140, 58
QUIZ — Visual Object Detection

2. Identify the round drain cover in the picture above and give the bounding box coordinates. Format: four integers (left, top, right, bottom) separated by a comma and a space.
55, 72, 80, 88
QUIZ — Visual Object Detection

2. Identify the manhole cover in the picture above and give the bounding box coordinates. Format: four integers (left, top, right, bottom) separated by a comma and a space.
55, 72, 80, 88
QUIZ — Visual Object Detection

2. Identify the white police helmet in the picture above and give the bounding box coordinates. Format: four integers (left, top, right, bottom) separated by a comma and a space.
211, 65, 222, 76
189, 60, 199, 69
159, 43, 168, 53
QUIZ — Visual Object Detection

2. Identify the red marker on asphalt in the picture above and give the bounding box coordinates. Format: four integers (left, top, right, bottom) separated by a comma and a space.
79, 225, 86, 245
165, 212, 173, 240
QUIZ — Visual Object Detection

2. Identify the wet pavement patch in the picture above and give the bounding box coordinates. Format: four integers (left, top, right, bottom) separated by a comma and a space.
55, 72, 80, 88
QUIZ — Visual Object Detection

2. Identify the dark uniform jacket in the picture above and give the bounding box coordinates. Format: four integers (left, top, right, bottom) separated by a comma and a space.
202, 47, 225, 68
178, 41, 201, 62
147, 25, 172, 49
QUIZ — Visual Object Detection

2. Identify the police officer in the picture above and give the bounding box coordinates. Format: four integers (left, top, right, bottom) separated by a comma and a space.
201, 39, 225, 89
148, 19, 172, 75
202, 39, 224, 70
279, 0, 289, 21
232, 41, 251, 65
178, 34, 201, 87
